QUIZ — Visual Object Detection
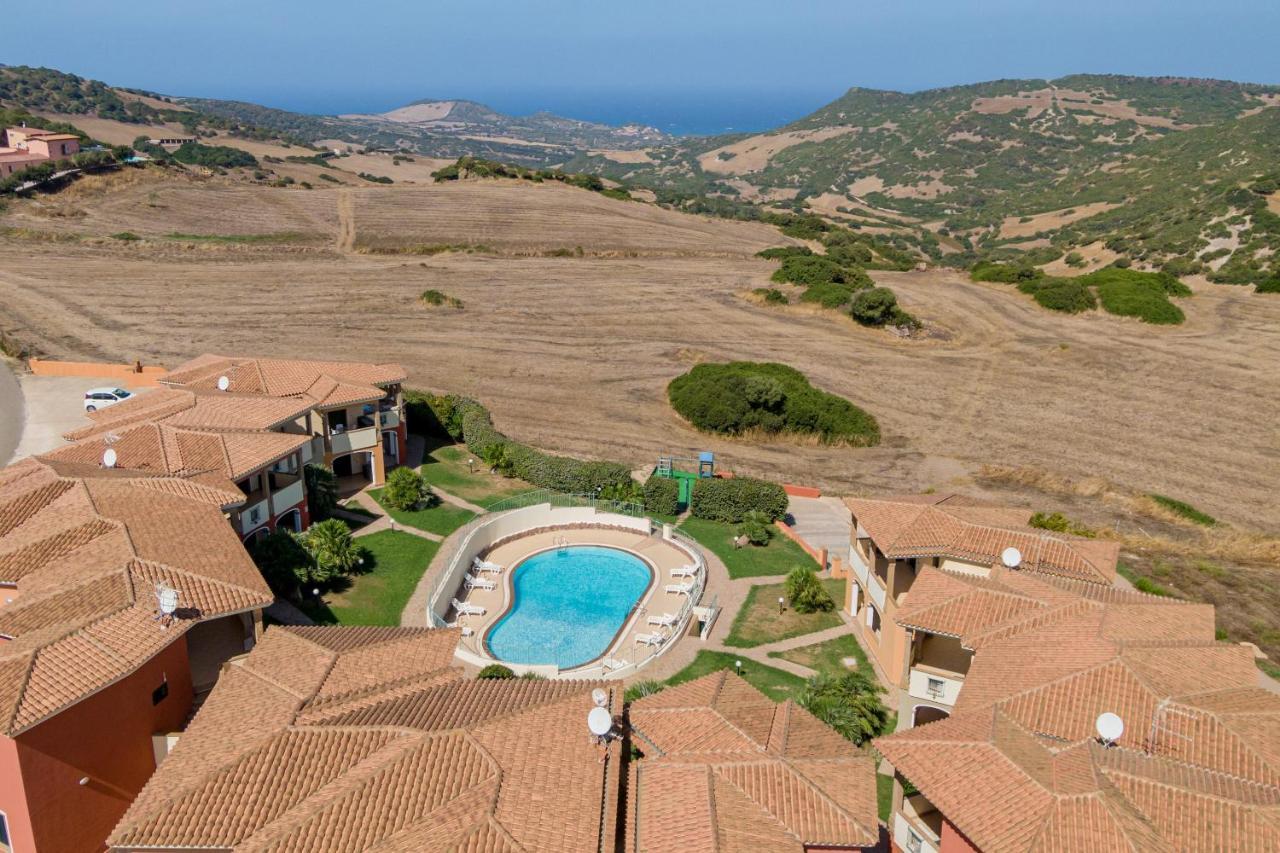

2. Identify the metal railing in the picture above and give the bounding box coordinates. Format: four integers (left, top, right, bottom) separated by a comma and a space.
484, 489, 648, 518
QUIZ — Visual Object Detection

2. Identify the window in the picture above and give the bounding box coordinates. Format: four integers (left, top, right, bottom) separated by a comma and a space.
906, 830, 923, 853
152, 678, 169, 706
927, 678, 946, 700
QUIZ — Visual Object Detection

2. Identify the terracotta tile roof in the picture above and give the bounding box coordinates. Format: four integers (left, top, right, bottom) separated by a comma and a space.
43, 420, 307, 482
876, 613, 1280, 852
0, 459, 272, 736
161, 354, 405, 409
845, 495, 1119, 583
109, 626, 624, 853
628, 671, 879, 851
66, 388, 312, 441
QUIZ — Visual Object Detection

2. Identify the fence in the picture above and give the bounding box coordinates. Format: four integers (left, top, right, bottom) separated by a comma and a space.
27, 358, 169, 387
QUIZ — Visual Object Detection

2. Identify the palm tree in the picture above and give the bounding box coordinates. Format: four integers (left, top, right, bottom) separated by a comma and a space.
301, 519, 359, 583
798, 671, 890, 745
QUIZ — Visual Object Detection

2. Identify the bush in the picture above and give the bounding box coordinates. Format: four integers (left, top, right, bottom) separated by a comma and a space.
756, 246, 813, 260
798, 671, 890, 745
1064, 251, 1086, 268
801, 281, 857, 308
1029, 511, 1096, 538
420, 289, 463, 309
643, 476, 680, 517
171, 141, 257, 169
383, 466, 431, 511
477, 664, 515, 679
785, 566, 834, 613
1016, 277, 1097, 313
300, 519, 360, 582
770, 254, 849, 287
971, 261, 1043, 283
249, 530, 311, 596
303, 464, 337, 520
1150, 494, 1216, 526
1092, 276, 1185, 324
690, 476, 788, 523
668, 362, 879, 446
1257, 278, 1280, 294
735, 510, 774, 546
850, 287, 917, 327
753, 287, 788, 304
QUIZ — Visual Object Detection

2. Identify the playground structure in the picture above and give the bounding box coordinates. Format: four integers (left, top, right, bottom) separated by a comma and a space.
654, 451, 716, 510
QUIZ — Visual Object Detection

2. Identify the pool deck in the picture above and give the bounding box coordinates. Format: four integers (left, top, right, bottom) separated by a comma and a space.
446, 526, 700, 675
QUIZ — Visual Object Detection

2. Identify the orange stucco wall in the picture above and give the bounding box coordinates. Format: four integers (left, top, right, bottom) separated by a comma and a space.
1, 637, 193, 852
940, 818, 981, 852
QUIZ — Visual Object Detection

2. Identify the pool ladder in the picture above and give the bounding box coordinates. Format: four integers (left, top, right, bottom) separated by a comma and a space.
553, 534, 570, 551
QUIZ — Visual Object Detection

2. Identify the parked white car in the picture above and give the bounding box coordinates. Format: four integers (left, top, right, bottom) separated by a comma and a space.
83, 387, 133, 412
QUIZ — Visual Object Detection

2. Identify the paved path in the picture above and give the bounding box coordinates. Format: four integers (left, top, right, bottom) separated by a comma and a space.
265, 597, 314, 626
0, 360, 22, 467
786, 496, 852, 563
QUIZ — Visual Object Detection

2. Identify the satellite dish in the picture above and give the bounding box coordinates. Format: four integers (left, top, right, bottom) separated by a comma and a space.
587, 706, 613, 737
156, 584, 179, 616
591, 687, 609, 708
1096, 712, 1124, 744
102, 448, 118, 468
1001, 547, 1022, 569
216, 375, 230, 392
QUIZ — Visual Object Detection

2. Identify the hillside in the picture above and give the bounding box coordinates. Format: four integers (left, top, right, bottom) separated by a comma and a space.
569, 75, 1280, 282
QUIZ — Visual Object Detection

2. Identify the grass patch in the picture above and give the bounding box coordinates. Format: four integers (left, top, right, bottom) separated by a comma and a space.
1258, 658, 1280, 682
662, 650, 807, 702
678, 516, 820, 579
1118, 562, 1174, 597
725, 579, 845, 648
368, 488, 476, 536
307, 530, 438, 625
165, 231, 307, 244
769, 632, 869, 677
1149, 494, 1217, 526
110, 231, 140, 241
877, 772, 895, 823
420, 289, 463, 309
419, 443, 532, 508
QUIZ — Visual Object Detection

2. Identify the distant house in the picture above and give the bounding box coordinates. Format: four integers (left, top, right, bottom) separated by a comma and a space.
146, 135, 196, 150
0, 126, 81, 176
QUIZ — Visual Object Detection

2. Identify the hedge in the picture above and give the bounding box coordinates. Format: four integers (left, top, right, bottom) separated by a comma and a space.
643, 476, 681, 517
690, 476, 788, 523
406, 390, 633, 494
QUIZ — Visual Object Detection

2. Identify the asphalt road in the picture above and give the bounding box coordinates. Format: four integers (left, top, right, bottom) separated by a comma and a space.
0, 360, 22, 467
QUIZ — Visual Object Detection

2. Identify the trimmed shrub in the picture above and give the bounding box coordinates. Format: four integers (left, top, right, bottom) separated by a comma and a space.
383, 466, 431, 510
477, 664, 515, 679
668, 362, 879, 446
690, 476, 788, 523
735, 510, 774, 546
643, 476, 680, 517
785, 566, 834, 613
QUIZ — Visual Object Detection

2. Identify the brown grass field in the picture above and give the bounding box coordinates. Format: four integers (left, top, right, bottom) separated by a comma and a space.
5, 171, 1279, 656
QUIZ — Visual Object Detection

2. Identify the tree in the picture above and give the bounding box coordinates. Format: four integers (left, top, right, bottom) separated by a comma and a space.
300, 519, 360, 583
798, 671, 890, 745
304, 464, 337, 521
248, 530, 311, 596
383, 466, 430, 511
850, 287, 899, 326
785, 566, 834, 613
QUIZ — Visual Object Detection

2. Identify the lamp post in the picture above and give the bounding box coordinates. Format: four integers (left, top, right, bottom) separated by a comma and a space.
778, 596, 785, 615
734, 659, 742, 677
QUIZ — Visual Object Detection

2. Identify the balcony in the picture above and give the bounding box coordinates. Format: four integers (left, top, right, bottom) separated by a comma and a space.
238, 496, 270, 535
908, 663, 965, 706
867, 569, 887, 610
328, 425, 378, 455
894, 795, 943, 853
378, 408, 401, 429
269, 472, 305, 515
849, 545, 870, 588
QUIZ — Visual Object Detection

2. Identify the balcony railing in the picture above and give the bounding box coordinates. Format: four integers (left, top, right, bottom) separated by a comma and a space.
328, 425, 378, 455
867, 569, 887, 610
379, 409, 400, 429
849, 546, 870, 588
271, 478, 305, 515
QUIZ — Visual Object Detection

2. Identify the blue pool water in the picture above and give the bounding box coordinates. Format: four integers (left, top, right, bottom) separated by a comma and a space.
486, 545, 653, 669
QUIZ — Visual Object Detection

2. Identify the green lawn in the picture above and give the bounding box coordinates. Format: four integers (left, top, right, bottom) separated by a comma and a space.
769, 631, 869, 677
677, 517, 820, 579
877, 771, 895, 823
419, 444, 532, 507
305, 530, 438, 626
369, 488, 476, 536
662, 650, 807, 702
724, 579, 846, 648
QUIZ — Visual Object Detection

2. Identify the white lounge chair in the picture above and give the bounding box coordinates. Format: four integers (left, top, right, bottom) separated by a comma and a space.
670, 565, 698, 578
664, 582, 694, 596
601, 657, 628, 671
473, 556, 503, 573
464, 573, 496, 591
648, 613, 677, 628
634, 632, 665, 646
452, 598, 485, 617
445, 620, 475, 638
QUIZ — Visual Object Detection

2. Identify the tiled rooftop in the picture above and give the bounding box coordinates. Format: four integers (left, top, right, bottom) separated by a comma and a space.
160, 354, 406, 409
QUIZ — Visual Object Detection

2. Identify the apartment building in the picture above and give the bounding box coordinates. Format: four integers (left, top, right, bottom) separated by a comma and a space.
107, 626, 881, 852
0, 126, 80, 176
158, 355, 409, 491
875, 604, 1277, 852
63, 387, 320, 542
0, 457, 273, 853
841, 494, 1119, 696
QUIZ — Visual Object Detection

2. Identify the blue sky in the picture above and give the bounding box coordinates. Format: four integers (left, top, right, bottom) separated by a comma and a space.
4, 1, 1278, 131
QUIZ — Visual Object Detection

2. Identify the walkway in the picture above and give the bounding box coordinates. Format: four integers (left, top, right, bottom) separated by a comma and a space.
786, 496, 852, 562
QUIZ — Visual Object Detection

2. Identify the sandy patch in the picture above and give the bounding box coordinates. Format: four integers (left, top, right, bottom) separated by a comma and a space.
698, 127, 857, 175
847, 175, 885, 196
589, 149, 655, 164
972, 87, 1187, 128
114, 90, 191, 112
1268, 193, 1280, 215
363, 101, 456, 123
1041, 241, 1121, 275
999, 202, 1122, 239
40, 114, 189, 146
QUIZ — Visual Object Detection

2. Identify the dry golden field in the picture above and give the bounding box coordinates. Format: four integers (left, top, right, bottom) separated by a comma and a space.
2, 172, 1279, 541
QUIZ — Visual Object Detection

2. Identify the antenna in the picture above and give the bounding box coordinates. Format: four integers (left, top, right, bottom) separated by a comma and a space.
1001, 546, 1022, 569
154, 583, 180, 628
1095, 712, 1124, 746
591, 687, 609, 708
102, 448, 118, 468
216, 375, 230, 392
587, 706, 613, 740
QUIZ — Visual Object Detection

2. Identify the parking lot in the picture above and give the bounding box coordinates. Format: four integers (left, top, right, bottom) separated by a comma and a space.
5, 371, 154, 463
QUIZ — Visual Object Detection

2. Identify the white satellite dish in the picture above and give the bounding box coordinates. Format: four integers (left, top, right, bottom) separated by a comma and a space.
1096, 712, 1124, 744
587, 706, 613, 737
102, 448, 118, 468
1001, 547, 1022, 568
591, 687, 609, 708
216, 375, 230, 392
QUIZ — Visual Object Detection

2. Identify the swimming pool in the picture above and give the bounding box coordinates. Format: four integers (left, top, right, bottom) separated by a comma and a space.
486, 545, 653, 669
